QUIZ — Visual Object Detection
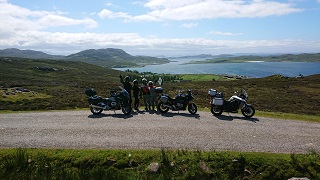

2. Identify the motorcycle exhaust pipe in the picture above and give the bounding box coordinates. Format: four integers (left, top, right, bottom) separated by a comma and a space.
163, 104, 171, 108
90, 104, 106, 110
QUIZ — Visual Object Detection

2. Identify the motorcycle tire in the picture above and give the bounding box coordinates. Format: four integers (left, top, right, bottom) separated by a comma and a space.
121, 102, 132, 115
90, 106, 103, 115
157, 102, 169, 113
211, 105, 223, 116
241, 105, 255, 118
188, 103, 198, 114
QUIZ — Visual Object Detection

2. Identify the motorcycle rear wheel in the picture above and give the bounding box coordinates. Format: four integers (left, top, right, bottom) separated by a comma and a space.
188, 103, 198, 114
241, 105, 255, 118
211, 105, 223, 116
90, 106, 103, 115
158, 102, 169, 113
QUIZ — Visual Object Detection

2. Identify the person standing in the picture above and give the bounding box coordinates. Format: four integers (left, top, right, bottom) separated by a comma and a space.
132, 79, 141, 111
148, 81, 158, 111
120, 75, 132, 106
140, 78, 150, 111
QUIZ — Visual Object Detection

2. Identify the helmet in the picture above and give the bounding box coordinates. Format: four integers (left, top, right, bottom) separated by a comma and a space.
125, 76, 130, 82
142, 78, 147, 84
148, 81, 153, 86
133, 79, 138, 85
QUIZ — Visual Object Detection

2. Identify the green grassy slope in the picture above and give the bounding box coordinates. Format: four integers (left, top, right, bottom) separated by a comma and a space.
1, 57, 319, 116
169, 74, 320, 116
0, 57, 127, 110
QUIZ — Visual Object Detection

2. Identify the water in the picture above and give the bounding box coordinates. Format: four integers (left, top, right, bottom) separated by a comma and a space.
114, 58, 320, 78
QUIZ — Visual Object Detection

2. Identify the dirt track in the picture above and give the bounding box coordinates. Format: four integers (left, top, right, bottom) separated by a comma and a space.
0, 110, 319, 153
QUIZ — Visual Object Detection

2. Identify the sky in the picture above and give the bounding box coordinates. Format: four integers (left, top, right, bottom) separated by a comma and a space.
0, 0, 320, 57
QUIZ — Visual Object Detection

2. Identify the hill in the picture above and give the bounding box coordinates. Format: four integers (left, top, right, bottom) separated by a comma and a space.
0, 48, 170, 68
187, 53, 320, 63
66, 48, 170, 68
0, 57, 319, 115
0, 48, 64, 59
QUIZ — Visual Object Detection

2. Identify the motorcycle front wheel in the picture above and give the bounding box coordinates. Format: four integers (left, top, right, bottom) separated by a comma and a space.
90, 106, 103, 115
188, 103, 198, 114
211, 105, 223, 116
157, 102, 169, 113
121, 102, 132, 115
241, 105, 255, 118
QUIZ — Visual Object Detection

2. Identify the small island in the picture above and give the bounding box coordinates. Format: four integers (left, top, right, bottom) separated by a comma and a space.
186, 53, 320, 64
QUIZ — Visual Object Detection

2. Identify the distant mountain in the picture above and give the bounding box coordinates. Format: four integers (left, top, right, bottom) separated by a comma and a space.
0, 48, 170, 68
0, 48, 64, 59
65, 48, 170, 68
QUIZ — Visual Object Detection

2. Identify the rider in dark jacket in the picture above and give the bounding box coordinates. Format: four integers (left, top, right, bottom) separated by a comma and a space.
120, 75, 132, 106
132, 79, 141, 110
140, 78, 150, 111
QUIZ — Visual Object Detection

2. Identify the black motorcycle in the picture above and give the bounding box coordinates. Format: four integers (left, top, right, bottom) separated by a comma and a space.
85, 86, 131, 115
209, 89, 255, 118
157, 89, 197, 114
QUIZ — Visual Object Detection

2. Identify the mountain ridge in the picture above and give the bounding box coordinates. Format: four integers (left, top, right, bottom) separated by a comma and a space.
0, 48, 170, 68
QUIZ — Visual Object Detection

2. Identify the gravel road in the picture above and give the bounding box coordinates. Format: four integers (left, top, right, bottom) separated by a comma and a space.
0, 110, 319, 153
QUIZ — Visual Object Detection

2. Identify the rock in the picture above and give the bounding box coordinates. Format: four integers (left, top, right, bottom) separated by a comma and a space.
104, 159, 117, 166
148, 162, 160, 173
198, 161, 212, 174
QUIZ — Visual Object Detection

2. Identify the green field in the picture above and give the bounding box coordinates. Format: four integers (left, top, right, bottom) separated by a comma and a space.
1, 148, 319, 179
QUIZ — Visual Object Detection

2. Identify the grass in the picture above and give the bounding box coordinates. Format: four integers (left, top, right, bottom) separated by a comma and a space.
1, 148, 319, 179
0, 89, 51, 102
255, 111, 320, 123
196, 108, 320, 123
179, 74, 225, 81
0, 57, 319, 116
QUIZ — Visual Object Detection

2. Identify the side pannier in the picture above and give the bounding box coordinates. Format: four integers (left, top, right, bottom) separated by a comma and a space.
85, 88, 97, 96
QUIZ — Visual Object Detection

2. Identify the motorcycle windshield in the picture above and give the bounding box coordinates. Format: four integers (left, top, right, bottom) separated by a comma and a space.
119, 86, 130, 99
238, 89, 248, 100
242, 90, 248, 99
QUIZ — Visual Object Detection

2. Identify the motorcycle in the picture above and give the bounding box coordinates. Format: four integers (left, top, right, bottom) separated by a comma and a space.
157, 89, 197, 114
84, 86, 131, 115
208, 89, 255, 118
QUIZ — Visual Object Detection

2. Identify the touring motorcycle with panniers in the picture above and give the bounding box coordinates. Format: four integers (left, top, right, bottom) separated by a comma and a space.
84, 86, 131, 115
157, 89, 198, 114
208, 89, 255, 118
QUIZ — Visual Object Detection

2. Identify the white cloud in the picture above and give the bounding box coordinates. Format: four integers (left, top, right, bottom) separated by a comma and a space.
145, 0, 200, 9
0, 0, 98, 32
0, 0, 318, 56
0, 29, 319, 56
181, 23, 198, 28
98, 8, 160, 22
209, 31, 243, 36
98, 0, 303, 22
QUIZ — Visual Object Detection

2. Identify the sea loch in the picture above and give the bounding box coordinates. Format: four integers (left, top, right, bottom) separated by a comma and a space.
114, 58, 320, 78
